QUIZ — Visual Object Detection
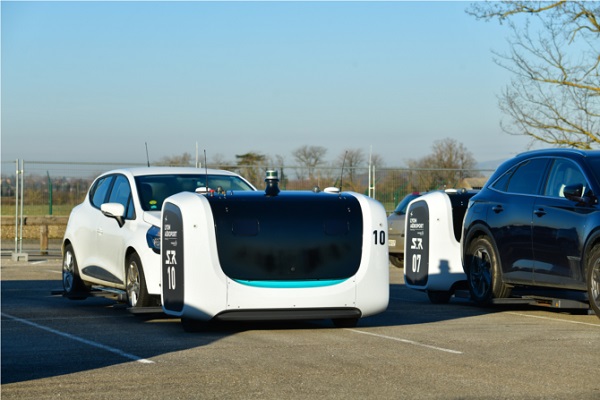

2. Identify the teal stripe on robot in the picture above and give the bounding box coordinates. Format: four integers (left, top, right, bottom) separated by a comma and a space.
233, 279, 348, 288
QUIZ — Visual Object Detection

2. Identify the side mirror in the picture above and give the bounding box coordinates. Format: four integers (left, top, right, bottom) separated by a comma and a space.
195, 186, 212, 195
101, 203, 126, 227
563, 183, 595, 206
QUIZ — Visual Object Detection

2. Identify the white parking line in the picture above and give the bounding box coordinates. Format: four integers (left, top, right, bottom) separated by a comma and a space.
507, 312, 600, 327
46, 269, 61, 274
2, 312, 155, 364
347, 329, 463, 354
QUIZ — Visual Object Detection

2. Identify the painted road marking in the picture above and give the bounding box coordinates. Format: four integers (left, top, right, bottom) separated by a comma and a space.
46, 269, 62, 274
2, 312, 155, 364
348, 328, 463, 354
507, 312, 600, 327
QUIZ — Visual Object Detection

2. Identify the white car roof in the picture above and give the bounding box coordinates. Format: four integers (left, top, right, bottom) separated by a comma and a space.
103, 167, 243, 178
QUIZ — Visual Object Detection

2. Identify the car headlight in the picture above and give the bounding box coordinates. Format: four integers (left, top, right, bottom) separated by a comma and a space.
146, 225, 161, 254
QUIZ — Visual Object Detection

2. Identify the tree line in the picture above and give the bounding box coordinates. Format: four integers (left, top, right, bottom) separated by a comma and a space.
1, 138, 486, 214
156, 138, 479, 192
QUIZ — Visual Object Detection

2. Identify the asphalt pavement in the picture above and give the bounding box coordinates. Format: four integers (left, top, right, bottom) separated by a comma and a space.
2, 256, 599, 399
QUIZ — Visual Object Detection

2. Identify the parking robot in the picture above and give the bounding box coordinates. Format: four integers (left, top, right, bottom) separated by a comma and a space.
404, 189, 478, 303
161, 171, 389, 331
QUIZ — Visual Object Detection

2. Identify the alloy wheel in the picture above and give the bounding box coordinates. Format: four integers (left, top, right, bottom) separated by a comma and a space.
63, 250, 75, 293
127, 261, 141, 307
469, 247, 492, 300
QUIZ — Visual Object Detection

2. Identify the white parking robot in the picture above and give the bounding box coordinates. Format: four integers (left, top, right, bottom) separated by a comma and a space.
404, 189, 478, 303
161, 171, 389, 331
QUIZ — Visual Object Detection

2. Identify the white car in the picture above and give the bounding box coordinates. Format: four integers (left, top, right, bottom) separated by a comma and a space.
61, 167, 256, 307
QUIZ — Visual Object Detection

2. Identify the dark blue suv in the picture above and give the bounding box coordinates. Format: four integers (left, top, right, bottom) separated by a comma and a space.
462, 149, 600, 317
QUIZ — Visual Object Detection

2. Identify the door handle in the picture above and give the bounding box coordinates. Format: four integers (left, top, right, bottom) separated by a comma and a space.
96, 228, 103, 235
534, 208, 546, 217
491, 205, 504, 213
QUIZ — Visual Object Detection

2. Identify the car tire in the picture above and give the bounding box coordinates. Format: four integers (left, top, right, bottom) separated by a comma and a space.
465, 235, 511, 305
126, 252, 152, 308
389, 255, 403, 268
62, 244, 90, 299
586, 246, 600, 318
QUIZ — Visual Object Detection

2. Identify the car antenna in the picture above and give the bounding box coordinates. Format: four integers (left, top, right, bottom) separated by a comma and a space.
145, 142, 150, 167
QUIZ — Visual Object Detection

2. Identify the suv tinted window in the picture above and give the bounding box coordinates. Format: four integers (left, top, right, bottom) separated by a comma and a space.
90, 176, 114, 209
585, 156, 600, 188
544, 159, 587, 198
493, 158, 549, 195
490, 167, 512, 192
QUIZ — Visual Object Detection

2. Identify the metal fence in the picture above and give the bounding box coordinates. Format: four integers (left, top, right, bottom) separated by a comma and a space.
1, 160, 494, 250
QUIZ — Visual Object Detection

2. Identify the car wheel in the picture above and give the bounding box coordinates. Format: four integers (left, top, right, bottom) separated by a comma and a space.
466, 235, 511, 305
389, 255, 403, 268
586, 246, 600, 318
62, 244, 90, 299
126, 252, 152, 308
427, 290, 452, 304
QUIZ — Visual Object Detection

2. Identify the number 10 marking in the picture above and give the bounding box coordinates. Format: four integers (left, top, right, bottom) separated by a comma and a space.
373, 230, 385, 245
167, 266, 176, 290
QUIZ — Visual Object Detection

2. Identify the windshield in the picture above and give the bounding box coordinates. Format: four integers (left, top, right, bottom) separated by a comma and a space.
135, 174, 255, 211
393, 193, 421, 215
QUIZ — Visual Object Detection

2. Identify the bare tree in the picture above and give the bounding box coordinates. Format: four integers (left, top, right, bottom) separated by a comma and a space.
369, 153, 385, 168
337, 148, 366, 168
335, 148, 366, 191
208, 153, 230, 169
468, 1, 599, 148
291, 145, 327, 180
408, 138, 477, 189
235, 152, 267, 188
157, 152, 194, 166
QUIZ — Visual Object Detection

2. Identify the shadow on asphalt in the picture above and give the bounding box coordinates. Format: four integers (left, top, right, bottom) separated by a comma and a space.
1, 279, 594, 384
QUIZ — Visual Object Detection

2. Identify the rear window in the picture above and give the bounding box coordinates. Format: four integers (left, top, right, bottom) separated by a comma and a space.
393, 193, 421, 215
491, 158, 549, 195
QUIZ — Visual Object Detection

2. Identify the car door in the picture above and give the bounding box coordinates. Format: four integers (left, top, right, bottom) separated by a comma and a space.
77, 174, 115, 276
95, 174, 135, 287
532, 158, 590, 290
486, 158, 550, 284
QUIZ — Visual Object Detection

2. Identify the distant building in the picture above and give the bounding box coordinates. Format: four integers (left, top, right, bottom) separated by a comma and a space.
458, 177, 487, 190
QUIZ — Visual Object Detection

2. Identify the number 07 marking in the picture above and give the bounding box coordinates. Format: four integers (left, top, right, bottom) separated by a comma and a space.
412, 254, 421, 273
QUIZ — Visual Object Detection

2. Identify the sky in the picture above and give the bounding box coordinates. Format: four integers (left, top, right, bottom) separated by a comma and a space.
1, 0, 537, 168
